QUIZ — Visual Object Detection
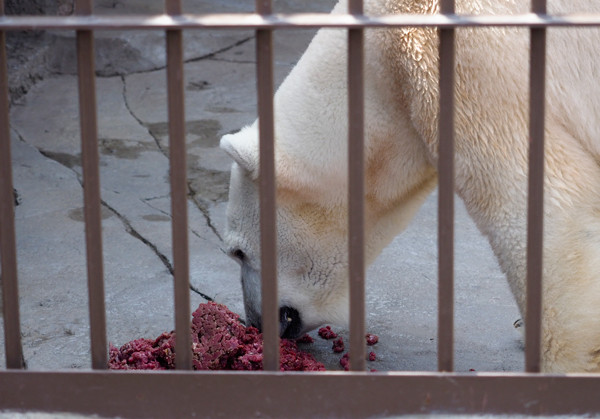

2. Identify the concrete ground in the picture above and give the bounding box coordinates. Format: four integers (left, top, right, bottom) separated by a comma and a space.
1, 0, 523, 377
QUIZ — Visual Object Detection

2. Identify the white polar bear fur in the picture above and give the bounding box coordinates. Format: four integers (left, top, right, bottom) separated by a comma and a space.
221, 0, 600, 372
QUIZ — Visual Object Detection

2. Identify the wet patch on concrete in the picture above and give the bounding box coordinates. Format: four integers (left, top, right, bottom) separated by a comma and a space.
68, 206, 114, 222
145, 119, 222, 148
142, 214, 171, 222
188, 119, 222, 148
100, 138, 157, 159
144, 122, 169, 139
39, 150, 81, 169
188, 167, 230, 203
206, 105, 240, 114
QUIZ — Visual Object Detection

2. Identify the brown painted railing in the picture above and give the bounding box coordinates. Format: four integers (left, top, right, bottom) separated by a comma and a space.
2, 0, 600, 417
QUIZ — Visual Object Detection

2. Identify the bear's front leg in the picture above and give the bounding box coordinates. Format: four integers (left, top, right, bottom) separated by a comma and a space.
536, 210, 600, 372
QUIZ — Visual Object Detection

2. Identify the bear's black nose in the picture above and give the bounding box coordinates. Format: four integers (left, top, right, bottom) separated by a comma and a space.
279, 306, 303, 339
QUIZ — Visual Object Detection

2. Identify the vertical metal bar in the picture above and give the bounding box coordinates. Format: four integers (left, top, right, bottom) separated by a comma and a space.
525, 0, 547, 374
75, 0, 107, 370
165, 0, 192, 370
255, 0, 279, 372
165, 0, 181, 15
437, 0, 455, 373
348, 0, 366, 372
0, 0, 25, 370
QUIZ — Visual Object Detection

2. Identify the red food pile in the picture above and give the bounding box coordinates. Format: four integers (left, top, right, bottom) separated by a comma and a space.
296, 334, 315, 344
108, 302, 325, 372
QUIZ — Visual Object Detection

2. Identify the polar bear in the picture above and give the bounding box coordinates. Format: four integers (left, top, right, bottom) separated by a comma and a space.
220, 0, 600, 372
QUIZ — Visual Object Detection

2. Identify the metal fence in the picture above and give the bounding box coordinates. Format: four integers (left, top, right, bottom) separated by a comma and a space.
2, 0, 600, 417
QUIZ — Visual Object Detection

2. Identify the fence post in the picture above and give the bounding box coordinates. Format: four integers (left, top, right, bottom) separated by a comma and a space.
437, 0, 456, 373
255, 0, 279, 372
348, 0, 366, 372
525, 0, 547, 374
0, 0, 25, 370
75, 0, 108, 370
165, 0, 192, 370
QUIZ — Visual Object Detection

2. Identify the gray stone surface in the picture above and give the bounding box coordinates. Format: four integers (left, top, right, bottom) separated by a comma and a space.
2, 0, 523, 375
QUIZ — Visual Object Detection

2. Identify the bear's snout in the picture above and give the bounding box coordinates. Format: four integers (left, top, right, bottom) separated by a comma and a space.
279, 306, 303, 339
246, 306, 304, 339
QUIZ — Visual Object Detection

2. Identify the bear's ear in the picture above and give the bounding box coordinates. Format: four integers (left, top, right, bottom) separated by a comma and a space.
220, 126, 259, 177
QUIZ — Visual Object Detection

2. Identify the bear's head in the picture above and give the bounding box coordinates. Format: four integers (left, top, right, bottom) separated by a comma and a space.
220, 124, 351, 339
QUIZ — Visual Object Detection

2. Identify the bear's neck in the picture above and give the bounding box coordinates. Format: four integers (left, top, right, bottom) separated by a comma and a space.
273, 3, 439, 265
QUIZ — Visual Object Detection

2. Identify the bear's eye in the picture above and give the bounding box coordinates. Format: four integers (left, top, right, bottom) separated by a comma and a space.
229, 248, 246, 263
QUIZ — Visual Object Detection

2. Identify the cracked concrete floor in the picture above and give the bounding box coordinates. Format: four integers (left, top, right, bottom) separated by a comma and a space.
1, 0, 524, 373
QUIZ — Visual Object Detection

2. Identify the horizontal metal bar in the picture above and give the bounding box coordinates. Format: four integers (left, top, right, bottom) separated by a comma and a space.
2, 370, 600, 418
0, 13, 600, 31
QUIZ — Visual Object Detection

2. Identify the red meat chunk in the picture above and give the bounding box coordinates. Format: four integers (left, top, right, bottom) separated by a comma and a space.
332, 337, 345, 353
108, 302, 325, 372
318, 325, 338, 339
365, 333, 379, 346
340, 352, 350, 371
296, 334, 315, 344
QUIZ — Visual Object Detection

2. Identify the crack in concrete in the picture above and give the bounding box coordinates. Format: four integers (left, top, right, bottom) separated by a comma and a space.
12, 123, 215, 301
121, 75, 225, 243
139, 198, 172, 219
207, 58, 256, 65
100, 199, 175, 276
190, 284, 214, 302
187, 183, 224, 242
182, 36, 254, 66
143, 194, 171, 201
97, 36, 255, 78
120, 75, 168, 156
140, 196, 219, 246
103, 197, 217, 303
206, 57, 297, 68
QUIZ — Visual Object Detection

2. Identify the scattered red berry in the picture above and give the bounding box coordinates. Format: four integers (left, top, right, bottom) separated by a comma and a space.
365, 333, 379, 345
368, 351, 376, 361
318, 325, 338, 339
